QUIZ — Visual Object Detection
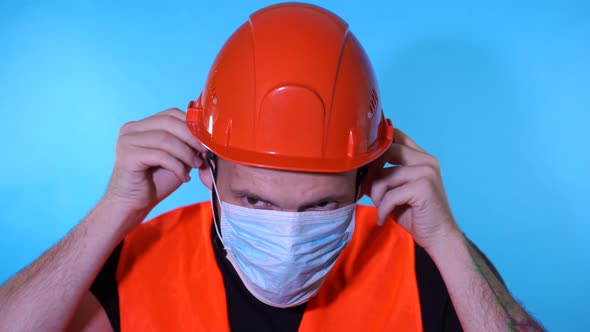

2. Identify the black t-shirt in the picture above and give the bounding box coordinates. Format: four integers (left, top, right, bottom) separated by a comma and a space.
91, 222, 502, 332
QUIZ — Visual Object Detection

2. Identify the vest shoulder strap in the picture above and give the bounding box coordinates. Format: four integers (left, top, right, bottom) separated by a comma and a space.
116, 202, 231, 331
300, 205, 423, 331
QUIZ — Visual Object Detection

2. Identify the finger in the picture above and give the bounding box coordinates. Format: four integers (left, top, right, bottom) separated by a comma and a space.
157, 107, 187, 122
394, 128, 426, 153
370, 165, 437, 206
156, 110, 208, 169
134, 147, 190, 183
126, 130, 198, 169
376, 180, 423, 226
123, 114, 206, 154
156, 113, 207, 153
382, 143, 438, 167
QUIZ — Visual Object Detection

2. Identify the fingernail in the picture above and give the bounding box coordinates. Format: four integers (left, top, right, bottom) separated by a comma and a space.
194, 156, 202, 168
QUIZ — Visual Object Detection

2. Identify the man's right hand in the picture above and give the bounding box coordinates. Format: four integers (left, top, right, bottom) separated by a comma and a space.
0, 107, 207, 332
103, 108, 206, 229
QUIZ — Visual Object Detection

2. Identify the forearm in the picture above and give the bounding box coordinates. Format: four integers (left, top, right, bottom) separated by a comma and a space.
0, 198, 143, 332
428, 230, 544, 332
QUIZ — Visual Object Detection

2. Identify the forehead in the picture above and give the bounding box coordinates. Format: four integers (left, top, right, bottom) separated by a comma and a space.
217, 158, 356, 189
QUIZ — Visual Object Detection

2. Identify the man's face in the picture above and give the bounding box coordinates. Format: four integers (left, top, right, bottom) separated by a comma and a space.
214, 158, 358, 212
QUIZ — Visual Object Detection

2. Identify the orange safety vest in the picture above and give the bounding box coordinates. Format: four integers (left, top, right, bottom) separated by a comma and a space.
116, 202, 423, 331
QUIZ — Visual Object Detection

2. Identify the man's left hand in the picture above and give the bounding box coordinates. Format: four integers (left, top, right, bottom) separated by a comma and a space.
368, 129, 461, 252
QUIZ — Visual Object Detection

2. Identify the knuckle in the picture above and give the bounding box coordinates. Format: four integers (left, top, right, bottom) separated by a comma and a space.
422, 164, 438, 178
160, 115, 181, 130
371, 182, 385, 198
427, 154, 440, 168
419, 177, 437, 193
194, 143, 206, 153
374, 190, 385, 205
161, 114, 177, 122
169, 107, 184, 113
119, 121, 135, 135
116, 134, 131, 149
162, 108, 185, 117
156, 131, 174, 146
381, 190, 393, 203
156, 151, 170, 165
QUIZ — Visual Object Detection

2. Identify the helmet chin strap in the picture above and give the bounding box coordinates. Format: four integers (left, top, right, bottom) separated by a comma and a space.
206, 151, 224, 246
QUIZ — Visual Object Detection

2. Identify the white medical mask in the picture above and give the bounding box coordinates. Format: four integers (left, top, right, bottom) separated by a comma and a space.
209, 168, 356, 308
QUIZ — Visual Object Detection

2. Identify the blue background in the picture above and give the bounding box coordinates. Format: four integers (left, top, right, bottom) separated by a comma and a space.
1, 0, 588, 330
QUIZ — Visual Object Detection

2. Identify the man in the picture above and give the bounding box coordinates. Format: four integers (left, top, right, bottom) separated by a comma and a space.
0, 3, 543, 331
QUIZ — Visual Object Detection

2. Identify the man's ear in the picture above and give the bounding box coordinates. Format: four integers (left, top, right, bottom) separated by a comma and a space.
199, 167, 213, 190
359, 158, 384, 200
197, 152, 213, 190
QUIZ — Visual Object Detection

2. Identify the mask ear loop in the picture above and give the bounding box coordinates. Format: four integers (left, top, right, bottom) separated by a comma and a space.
206, 151, 225, 247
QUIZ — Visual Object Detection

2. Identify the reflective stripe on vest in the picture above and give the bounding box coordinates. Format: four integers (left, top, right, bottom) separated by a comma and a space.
116, 202, 423, 331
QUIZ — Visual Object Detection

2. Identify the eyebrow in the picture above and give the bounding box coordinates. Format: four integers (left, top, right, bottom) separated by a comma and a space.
231, 189, 280, 206
230, 189, 348, 209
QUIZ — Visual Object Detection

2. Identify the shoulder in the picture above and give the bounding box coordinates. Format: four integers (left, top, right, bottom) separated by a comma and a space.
352, 204, 415, 247
352, 205, 464, 331
125, 201, 212, 243
337, 204, 416, 276
134, 201, 211, 231
116, 201, 212, 277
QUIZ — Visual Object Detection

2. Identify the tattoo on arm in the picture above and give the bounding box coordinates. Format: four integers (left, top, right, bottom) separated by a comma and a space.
467, 242, 545, 332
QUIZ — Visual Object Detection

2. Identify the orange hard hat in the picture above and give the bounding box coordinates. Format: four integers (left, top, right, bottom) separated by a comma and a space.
186, 3, 393, 173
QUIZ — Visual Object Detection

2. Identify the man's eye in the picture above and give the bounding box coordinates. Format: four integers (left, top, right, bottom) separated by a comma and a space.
243, 196, 268, 207
314, 201, 329, 208
246, 197, 259, 205
308, 201, 336, 210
